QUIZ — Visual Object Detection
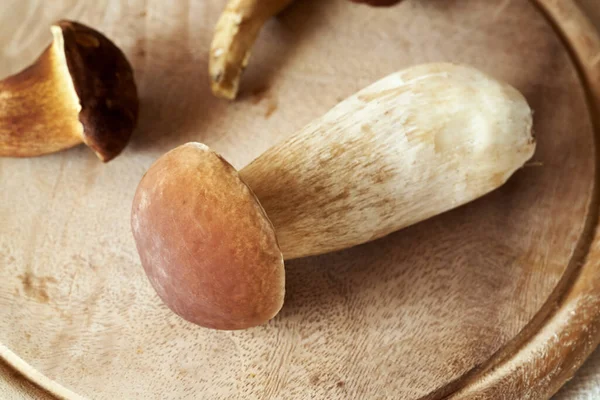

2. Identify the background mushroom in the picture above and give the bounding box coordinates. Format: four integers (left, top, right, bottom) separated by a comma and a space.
209, 0, 405, 100
0, 20, 139, 162
133, 63, 536, 330
209, 0, 294, 100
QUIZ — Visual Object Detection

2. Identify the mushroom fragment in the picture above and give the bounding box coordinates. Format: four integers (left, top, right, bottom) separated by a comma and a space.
0, 20, 139, 162
209, 0, 406, 100
209, 0, 294, 100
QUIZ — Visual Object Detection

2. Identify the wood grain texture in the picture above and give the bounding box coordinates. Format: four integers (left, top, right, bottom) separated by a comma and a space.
0, 0, 598, 399
0, 358, 53, 400
540, 1, 600, 398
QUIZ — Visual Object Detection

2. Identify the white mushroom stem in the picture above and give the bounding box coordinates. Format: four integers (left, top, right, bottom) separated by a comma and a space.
240, 63, 536, 259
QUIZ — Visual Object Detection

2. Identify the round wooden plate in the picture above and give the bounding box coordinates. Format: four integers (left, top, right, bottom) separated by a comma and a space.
1, 0, 600, 399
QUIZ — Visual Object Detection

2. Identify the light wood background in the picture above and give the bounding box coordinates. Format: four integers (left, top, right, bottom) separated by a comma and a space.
1, 0, 599, 399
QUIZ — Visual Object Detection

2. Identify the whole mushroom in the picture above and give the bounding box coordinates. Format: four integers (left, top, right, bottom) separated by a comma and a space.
133, 63, 536, 330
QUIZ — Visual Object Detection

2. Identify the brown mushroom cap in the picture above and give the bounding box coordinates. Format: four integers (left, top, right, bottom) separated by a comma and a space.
131, 143, 285, 330
57, 20, 139, 161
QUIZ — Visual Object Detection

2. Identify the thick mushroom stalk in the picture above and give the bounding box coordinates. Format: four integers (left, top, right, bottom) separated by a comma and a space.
133, 63, 536, 330
209, 0, 294, 100
0, 20, 139, 162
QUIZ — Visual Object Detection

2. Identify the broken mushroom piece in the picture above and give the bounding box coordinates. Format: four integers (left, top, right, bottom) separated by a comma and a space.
209, 0, 404, 100
0, 20, 139, 162
209, 0, 294, 100
133, 63, 536, 330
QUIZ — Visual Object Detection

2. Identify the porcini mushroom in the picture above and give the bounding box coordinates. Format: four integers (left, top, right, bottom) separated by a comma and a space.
209, 0, 294, 100
132, 63, 536, 330
0, 20, 139, 162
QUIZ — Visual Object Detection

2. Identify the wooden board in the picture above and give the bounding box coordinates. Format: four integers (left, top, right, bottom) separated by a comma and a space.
1, 0, 599, 399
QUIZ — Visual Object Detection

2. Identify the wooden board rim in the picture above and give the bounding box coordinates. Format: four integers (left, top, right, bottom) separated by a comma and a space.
443, 1, 600, 398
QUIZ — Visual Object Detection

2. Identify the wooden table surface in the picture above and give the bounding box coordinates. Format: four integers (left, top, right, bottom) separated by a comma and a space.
1, 0, 600, 399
